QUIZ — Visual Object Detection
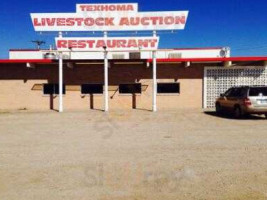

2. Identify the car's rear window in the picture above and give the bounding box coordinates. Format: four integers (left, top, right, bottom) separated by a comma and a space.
249, 87, 267, 96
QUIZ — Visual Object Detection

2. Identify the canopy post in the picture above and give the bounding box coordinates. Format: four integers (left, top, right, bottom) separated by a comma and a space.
58, 31, 63, 113
152, 30, 157, 112
104, 31, 109, 112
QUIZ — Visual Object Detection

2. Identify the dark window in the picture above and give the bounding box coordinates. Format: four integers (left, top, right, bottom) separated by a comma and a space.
238, 88, 248, 97
43, 84, 65, 95
249, 87, 267, 96
54, 84, 66, 95
43, 84, 54, 95
226, 88, 239, 97
81, 84, 103, 94
129, 52, 141, 59
157, 83, 180, 94
234, 88, 243, 98
119, 83, 142, 94
226, 87, 248, 98
224, 88, 232, 97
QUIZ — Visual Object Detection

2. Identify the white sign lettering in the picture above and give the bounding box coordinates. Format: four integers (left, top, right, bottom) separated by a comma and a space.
76, 3, 138, 13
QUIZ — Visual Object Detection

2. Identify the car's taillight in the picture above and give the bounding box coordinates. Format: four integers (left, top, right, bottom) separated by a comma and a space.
244, 98, 252, 106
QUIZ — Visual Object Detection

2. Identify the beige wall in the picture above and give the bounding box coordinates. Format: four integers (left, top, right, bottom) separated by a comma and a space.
0, 63, 204, 111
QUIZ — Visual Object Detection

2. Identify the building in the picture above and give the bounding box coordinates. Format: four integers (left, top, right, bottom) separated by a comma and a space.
2, 3, 266, 112
9, 47, 230, 60
1, 48, 267, 111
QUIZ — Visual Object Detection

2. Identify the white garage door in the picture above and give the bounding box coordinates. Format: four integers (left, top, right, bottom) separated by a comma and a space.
204, 66, 267, 108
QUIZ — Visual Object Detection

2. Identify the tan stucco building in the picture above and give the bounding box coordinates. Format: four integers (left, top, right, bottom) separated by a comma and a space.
1, 56, 267, 112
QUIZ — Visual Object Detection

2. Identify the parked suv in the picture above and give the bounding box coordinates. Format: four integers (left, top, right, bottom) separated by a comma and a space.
215, 86, 267, 118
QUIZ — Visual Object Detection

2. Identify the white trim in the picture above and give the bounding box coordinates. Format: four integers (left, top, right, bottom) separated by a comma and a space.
152, 31, 157, 112
58, 31, 64, 113
203, 67, 208, 109
152, 51, 157, 112
104, 31, 109, 112
58, 54, 63, 112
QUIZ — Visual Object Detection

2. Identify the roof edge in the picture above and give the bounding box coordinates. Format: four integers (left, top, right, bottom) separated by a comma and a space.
9, 47, 224, 52
0, 59, 53, 63
147, 57, 267, 63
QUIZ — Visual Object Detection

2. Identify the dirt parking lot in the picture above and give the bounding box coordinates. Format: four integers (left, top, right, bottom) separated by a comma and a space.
0, 109, 267, 200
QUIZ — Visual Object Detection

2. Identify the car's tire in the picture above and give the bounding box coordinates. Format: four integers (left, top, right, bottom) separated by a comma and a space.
265, 114, 267, 119
234, 106, 243, 119
216, 103, 222, 115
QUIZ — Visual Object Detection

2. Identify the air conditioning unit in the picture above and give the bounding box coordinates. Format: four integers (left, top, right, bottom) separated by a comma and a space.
112, 54, 125, 59
129, 52, 141, 59
168, 53, 182, 58
43, 53, 56, 59
220, 47, 230, 58
62, 54, 70, 59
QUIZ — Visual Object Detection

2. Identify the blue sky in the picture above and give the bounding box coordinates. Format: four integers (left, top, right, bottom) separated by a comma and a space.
0, 0, 267, 58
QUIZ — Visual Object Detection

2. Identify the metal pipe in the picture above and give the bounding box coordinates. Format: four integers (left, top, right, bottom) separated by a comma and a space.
152, 30, 157, 112
104, 31, 109, 112
58, 32, 63, 113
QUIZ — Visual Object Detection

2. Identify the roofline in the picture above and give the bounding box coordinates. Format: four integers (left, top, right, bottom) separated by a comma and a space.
0, 56, 266, 64
9, 49, 43, 52
0, 59, 53, 64
147, 57, 267, 63
9, 47, 224, 52
172, 47, 224, 50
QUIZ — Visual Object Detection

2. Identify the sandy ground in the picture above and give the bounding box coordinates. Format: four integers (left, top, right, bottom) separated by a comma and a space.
0, 109, 267, 200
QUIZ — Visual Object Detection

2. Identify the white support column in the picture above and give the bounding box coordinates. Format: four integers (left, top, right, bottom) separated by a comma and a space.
104, 31, 109, 112
152, 30, 157, 112
58, 32, 63, 113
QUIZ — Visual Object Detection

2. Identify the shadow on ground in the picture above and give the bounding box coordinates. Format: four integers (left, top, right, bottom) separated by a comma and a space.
204, 111, 266, 120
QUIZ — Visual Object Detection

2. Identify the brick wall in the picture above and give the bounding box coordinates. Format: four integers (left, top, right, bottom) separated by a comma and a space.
0, 63, 204, 111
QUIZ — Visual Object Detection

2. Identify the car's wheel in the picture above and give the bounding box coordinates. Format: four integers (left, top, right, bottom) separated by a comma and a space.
216, 103, 222, 115
234, 106, 243, 119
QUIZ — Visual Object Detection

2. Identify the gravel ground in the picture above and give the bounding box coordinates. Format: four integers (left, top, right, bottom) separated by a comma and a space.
0, 109, 267, 200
